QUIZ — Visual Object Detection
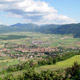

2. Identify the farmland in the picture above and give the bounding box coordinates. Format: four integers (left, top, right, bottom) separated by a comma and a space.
0, 56, 19, 71
0, 32, 79, 70
0, 32, 79, 79
0, 32, 80, 48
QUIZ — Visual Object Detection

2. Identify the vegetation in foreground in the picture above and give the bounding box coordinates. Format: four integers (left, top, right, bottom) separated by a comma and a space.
1, 62, 80, 80
0, 51, 80, 80
36, 55, 80, 72
0, 32, 79, 79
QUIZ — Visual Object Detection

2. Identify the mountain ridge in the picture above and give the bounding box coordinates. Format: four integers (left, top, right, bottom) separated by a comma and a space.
0, 23, 80, 38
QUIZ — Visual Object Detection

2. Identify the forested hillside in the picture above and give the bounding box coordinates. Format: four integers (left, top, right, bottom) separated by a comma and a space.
0, 23, 80, 38
49, 23, 80, 38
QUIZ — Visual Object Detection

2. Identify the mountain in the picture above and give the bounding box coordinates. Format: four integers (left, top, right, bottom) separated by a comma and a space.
9, 23, 39, 32
9, 23, 59, 33
0, 23, 80, 38
10, 23, 38, 28
38, 24, 60, 33
48, 23, 80, 38
0, 25, 10, 33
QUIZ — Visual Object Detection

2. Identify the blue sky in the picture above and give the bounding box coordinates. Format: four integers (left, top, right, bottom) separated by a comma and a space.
47, 0, 80, 22
0, 0, 79, 25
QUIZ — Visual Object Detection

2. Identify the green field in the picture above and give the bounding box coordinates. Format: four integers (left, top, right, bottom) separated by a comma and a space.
1, 55, 80, 78
0, 70, 26, 79
0, 32, 80, 48
35, 55, 80, 72
0, 57, 19, 70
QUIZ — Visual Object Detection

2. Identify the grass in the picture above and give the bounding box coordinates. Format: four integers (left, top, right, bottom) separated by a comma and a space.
35, 55, 80, 72
0, 59, 19, 70
0, 35, 28, 40
0, 56, 11, 60
0, 32, 80, 78
0, 32, 80, 48
0, 70, 27, 79
6, 59, 19, 66
1, 55, 80, 78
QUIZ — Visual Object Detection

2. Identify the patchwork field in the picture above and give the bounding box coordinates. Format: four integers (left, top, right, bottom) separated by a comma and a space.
0, 57, 19, 71
35, 55, 80, 72
0, 32, 80, 48
0, 32, 80, 71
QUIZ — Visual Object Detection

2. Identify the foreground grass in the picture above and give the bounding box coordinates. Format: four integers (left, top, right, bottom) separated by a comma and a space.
0, 59, 19, 70
0, 70, 27, 79
35, 55, 80, 72
1, 55, 80, 78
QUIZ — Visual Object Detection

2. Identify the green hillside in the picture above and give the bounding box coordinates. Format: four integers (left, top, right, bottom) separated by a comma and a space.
0, 23, 80, 38
35, 55, 80, 72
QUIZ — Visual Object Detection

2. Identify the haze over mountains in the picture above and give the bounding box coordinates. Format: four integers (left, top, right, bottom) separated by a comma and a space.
0, 23, 80, 38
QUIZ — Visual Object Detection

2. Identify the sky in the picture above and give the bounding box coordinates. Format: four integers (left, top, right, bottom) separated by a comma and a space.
0, 0, 80, 25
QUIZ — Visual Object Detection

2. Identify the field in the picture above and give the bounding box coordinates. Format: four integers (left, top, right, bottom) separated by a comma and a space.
0, 56, 19, 71
1, 55, 80, 78
35, 55, 80, 72
0, 32, 80, 48
0, 70, 26, 79
0, 32, 80, 79
0, 32, 79, 70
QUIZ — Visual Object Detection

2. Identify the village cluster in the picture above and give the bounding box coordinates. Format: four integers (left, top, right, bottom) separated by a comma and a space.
0, 42, 63, 60
0, 39, 80, 61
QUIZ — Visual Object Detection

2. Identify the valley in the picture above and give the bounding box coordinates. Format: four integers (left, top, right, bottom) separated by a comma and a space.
0, 32, 80, 79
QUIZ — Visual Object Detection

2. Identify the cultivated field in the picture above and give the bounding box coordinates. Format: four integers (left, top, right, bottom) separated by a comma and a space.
0, 32, 80, 48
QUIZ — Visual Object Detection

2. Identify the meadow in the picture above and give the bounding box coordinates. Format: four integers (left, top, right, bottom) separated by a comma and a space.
0, 56, 19, 71
35, 55, 80, 72
1, 55, 80, 78
0, 32, 80, 48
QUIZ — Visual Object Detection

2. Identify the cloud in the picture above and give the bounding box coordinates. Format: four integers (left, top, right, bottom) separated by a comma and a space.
0, 0, 22, 3
0, 21, 2, 24
0, 0, 75, 24
5, 13, 22, 18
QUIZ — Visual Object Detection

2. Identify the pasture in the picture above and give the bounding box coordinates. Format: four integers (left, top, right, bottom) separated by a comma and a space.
35, 55, 80, 72
0, 32, 80, 48
0, 56, 19, 70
